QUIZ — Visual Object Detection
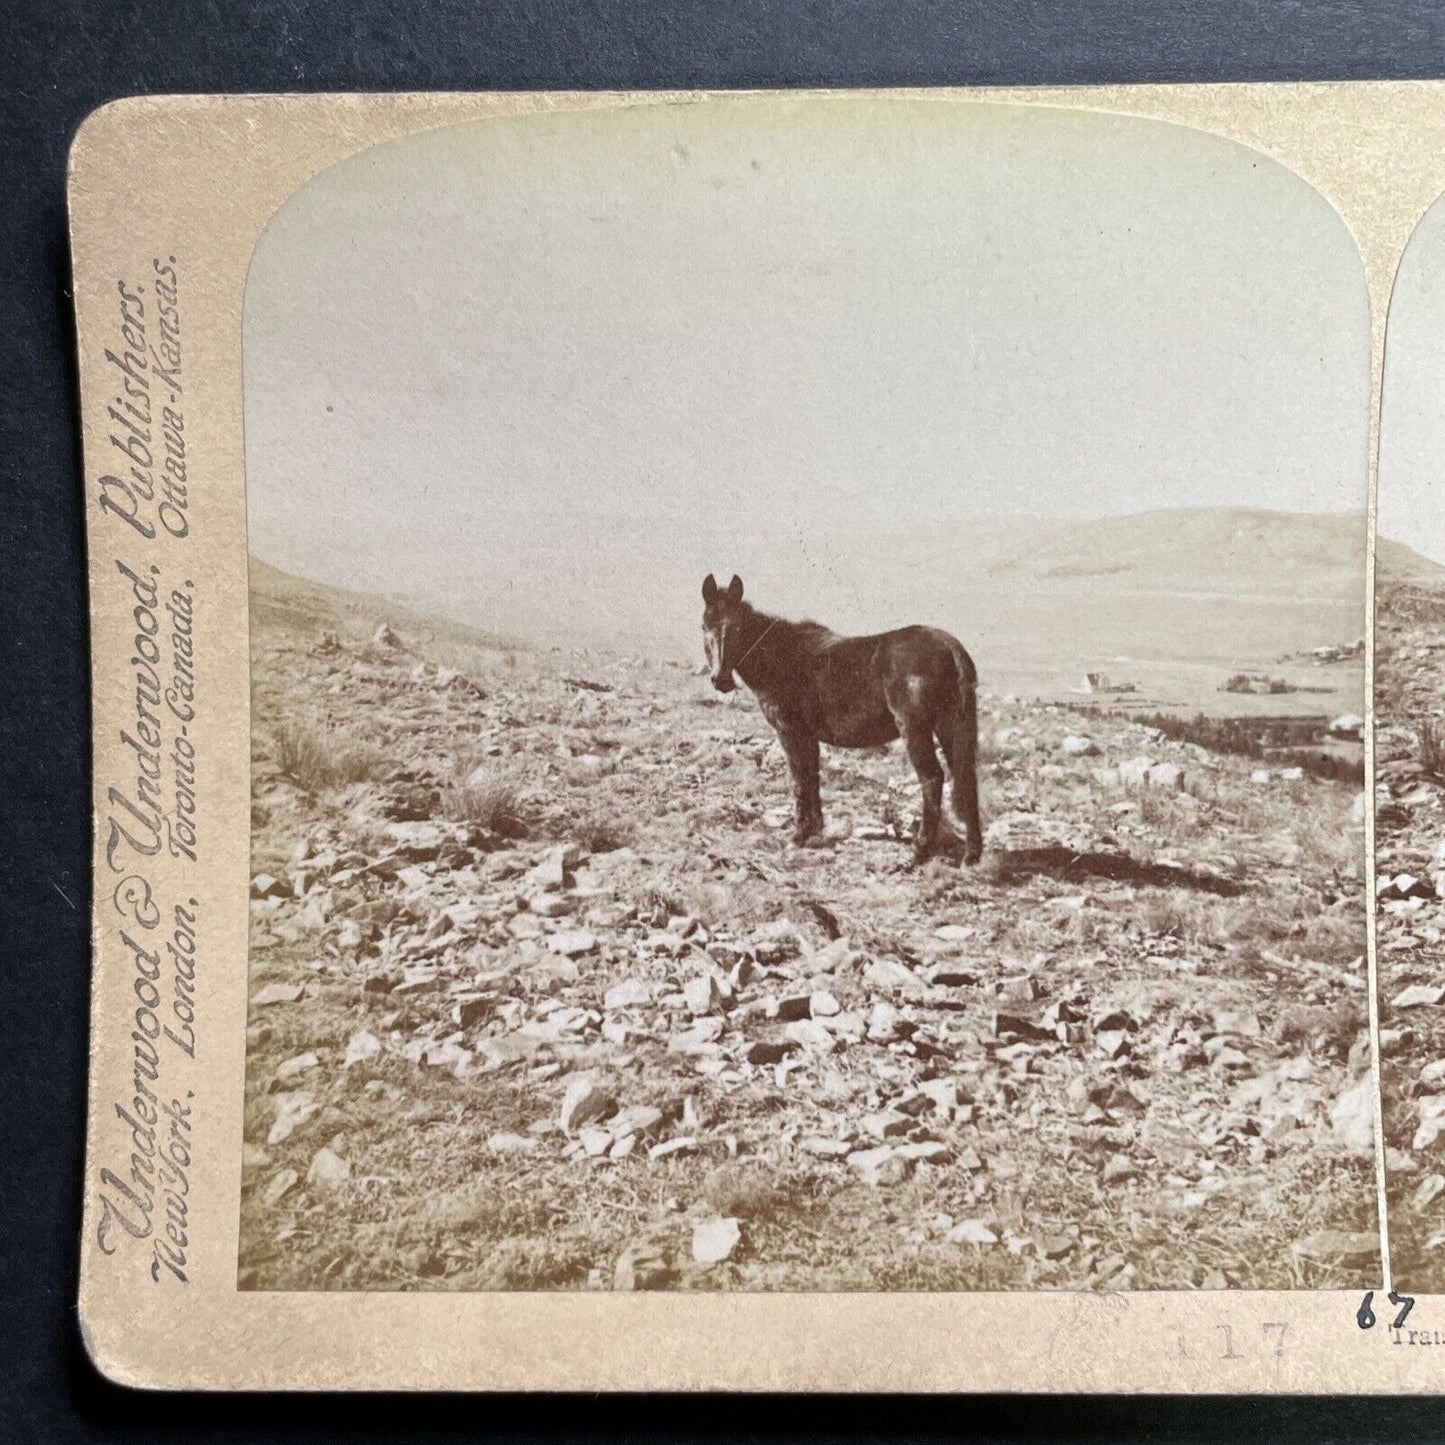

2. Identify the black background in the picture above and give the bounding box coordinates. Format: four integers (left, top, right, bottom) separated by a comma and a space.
8, 1, 1445, 1438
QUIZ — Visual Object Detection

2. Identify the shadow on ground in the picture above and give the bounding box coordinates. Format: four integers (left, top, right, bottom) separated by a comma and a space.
991, 845, 1244, 897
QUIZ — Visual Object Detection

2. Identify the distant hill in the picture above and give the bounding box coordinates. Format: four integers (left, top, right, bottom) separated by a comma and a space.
251, 505, 1371, 668
249, 556, 518, 653
1376, 534, 1445, 587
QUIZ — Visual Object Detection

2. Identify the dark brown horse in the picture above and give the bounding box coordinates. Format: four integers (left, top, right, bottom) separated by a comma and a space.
701, 574, 983, 863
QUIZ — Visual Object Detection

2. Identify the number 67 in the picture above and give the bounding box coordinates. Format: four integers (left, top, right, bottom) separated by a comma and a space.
1357, 1291, 1415, 1329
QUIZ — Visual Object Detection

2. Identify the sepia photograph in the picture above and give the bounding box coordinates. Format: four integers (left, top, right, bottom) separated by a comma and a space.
237, 97, 1377, 1293
1373, 190, 1445, 1292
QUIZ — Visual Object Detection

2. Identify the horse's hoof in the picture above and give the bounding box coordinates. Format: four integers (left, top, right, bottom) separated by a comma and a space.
911, 844, 934, 866
963, 845, 983, 867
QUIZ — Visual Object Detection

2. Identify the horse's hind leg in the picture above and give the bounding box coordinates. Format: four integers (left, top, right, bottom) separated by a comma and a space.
935, 704, 983, 865
900, 723, 945, 863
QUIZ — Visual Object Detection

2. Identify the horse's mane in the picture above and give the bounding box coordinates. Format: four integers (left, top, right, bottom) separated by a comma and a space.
791, 619, 835, 644
744, 603, 837, 652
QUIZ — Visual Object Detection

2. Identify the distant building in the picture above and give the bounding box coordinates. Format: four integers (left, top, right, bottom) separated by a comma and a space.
1074, 672, 1136, 695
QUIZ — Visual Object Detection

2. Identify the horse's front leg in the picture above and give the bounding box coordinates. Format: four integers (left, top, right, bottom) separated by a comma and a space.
779, 729, 823, 844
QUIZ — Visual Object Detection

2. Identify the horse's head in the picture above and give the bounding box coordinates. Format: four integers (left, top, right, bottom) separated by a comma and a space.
701, 573, 745, 692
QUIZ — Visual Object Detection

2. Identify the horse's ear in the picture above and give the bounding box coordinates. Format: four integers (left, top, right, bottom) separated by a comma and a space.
702, 574, 718, 603
726, 575, 744, 603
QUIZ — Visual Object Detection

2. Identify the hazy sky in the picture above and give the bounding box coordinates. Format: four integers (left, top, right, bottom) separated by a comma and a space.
1380, 194, 1445, 564
244, 97, 1370, 635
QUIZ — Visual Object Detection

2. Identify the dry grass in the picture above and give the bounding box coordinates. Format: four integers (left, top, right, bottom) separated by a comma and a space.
1122, 786, 1200, 842
1419, 720, 1445, 780
273, 719, 388, 793
441, 768, 532, 837
565, 807, 636, 854
703, 1162, 786, 1220
651, 878, 780, 933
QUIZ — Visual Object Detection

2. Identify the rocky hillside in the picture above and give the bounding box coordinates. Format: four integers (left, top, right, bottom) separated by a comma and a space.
239, 561, 1377, 1292
1374, 557, 1445, 1289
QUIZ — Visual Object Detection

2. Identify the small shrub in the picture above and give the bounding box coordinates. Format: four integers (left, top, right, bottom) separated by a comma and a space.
704, 1163, 784, 1221
1420, 720, 1445, 780
1097, 710, 1364, 786
442, 771, 531, 837
879, 794, 906, 836
568, 809, 634, 853
274, 719, 387, 792
1220, 674, 1291, 696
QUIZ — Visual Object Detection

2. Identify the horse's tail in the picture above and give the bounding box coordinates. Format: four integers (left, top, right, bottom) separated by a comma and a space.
949, 638, 977, 730
947, 638, 984, 862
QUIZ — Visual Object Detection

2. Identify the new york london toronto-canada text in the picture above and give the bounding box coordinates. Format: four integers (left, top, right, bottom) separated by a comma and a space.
91, 259, 204, 1286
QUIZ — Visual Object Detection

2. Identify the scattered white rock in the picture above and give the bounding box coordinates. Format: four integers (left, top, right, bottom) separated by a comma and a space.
948, 1219, 999, 1246
276, 1051, 320, 1081
251, 982, 304, 1007
1117, 756, 1156, 785
579, 1126, 614, 1157
1392, 985, 1445, 1010
894, 1141, 952, 1164
866, 1002, 907, 1044
343, 1030, 383, 1068
862, 1109, 912, 1140
847, 1146, 913, 1186
527, 845, 573, 893
648, 1136, 697, 1159
1329, 1076, 1374, 1153
487, 1131, 539, 1154
548, 930, 597, 958
307, 1146, 351, 1187
823, 1011, 866, 1042
1413, 1174, 1445, 1212
604, 978, 653, 1010
684, 974, 724, 1016
1380, 874, 1436, 903
784, 1019, 837, 1051
1146, 763, 1185, 792
692, 1216, 741, 1263
1416, 1096, 1445, 1152
917, 1079, 961, 1115
1102, 1155, 1138, 1185
933, 924, 975, 943
559, 1076, 613, 1135
267, 1092, 318, 1146
262, 1169, 299, 1206
809, 990, 841, 1018
798, 1136, 853, 1159
610, 1104, 664, 1140
862, 957, 919, 992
